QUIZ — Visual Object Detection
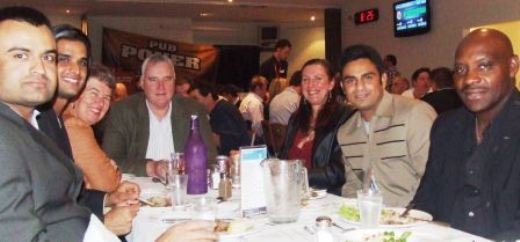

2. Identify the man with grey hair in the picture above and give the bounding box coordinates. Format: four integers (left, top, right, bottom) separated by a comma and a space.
103, 54, 216, 177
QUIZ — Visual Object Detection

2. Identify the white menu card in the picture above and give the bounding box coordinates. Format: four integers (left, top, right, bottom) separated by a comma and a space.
239, 145, 268, 217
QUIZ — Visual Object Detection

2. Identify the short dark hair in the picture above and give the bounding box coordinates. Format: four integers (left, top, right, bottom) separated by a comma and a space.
411, 67, 431, 82
0, 6, 51, 28
89, 63, 116, 93
191, 81, 218, 100
218, 84, 241, 97
430, 67, 453, 88
275, 39, 292, 50
52, 24, 91, 60
289, 70, 302, 86
339, 44, 385, 75
384, 54, 397, 66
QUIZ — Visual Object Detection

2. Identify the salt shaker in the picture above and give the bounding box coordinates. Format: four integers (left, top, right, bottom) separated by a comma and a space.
314, 216, 335, 242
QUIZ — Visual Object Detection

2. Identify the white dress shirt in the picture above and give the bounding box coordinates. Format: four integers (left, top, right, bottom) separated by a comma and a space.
145, 101, 175, 161
269, 87, 300, 125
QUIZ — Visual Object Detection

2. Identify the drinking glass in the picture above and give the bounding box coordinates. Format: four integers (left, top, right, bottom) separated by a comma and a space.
191, 196, 217, 220
170, 174, 189, 208
357, 189, 383, 228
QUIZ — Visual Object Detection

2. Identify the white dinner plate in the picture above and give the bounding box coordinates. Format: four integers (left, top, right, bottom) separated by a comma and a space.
338, 204, 433, 228
342, 229, 443, 242
218, 219, 262, 241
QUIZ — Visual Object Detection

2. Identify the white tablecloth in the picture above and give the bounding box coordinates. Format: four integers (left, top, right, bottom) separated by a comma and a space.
126, 177, 492, 242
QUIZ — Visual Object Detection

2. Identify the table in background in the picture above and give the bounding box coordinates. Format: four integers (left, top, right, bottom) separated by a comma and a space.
126, 177, 492, 242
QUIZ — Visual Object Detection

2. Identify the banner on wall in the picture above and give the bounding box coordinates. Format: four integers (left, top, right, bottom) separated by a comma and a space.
102, 27, 219, 87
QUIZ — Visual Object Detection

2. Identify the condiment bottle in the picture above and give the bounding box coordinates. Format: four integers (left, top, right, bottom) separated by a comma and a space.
218, 173, 232, 199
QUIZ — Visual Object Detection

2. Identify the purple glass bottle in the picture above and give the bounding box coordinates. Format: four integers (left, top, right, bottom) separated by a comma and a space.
184, 115, 208, 194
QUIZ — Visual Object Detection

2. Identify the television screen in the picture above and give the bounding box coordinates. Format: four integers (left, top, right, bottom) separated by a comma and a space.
393, 0, 430, 37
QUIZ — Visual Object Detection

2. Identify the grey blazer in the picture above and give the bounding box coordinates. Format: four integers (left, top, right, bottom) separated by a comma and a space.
0, 102, 90, 241
103, 93, 216, 176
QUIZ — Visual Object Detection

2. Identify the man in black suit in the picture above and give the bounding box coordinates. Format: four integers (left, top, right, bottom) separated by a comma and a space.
0, 6, 91, 241
189, 81, 250, 155
421, 67, 463, 114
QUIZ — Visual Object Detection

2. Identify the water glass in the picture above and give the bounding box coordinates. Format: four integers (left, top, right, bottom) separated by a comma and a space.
191, 196, 217, 220
357, 190, 383, 228
170, 174, 189, 208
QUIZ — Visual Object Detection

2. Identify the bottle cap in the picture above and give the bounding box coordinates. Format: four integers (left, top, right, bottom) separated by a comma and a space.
315, 216, 332, 228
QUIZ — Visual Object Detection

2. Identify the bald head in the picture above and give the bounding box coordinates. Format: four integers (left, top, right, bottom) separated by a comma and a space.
456, 28, 515, 61
453, 28, 519, 118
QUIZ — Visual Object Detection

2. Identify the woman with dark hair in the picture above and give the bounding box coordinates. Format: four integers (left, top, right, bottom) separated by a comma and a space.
280, 59, 354, 195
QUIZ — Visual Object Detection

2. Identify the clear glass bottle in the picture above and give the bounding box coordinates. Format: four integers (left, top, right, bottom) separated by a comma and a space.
184, 115, 208, 194
218, 173, 232, 199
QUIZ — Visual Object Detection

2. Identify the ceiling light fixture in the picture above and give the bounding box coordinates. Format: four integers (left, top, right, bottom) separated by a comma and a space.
66, 9, 71, 14
200, 12, 212, 17
310, 15, 316, 21
227, 0, 233, 3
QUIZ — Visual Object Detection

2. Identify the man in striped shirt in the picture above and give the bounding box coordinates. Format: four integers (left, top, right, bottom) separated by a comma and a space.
337, 44, 436, 207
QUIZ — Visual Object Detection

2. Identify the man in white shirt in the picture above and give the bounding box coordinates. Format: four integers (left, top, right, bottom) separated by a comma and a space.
269, 70, 302, 125
239, 75, 268, 140
103, 54, 216, 178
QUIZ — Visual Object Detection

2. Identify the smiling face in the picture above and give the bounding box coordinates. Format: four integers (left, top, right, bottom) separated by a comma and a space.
0, 20, 56, 118
453, 29, 518, 118
341, 58, 386, 121
301, 63, 334, 110
72, 77, 112, 125
141, 60, 175, 110
56, 39, 88, 99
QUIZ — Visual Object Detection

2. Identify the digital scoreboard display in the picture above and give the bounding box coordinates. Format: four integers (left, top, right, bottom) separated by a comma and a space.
393, 0, 431, 37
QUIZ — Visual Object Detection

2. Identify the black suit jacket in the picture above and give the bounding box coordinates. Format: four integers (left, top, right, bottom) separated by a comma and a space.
0, 102, 90, 241
37, 107, 105, 220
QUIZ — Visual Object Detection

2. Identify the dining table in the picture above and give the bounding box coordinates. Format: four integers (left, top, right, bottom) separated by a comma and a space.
125, 176, 492, 242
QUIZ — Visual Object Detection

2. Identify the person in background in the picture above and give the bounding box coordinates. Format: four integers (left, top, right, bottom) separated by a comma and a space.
63, 63, 121, 192
280, 59, 354, 195
413, 28, 520, 241
268, 77, 289, 100
189, 81, 250, 155
390, 74, 410, 95
219, 83, 242, 107
103, 54, 216, 178
383, 54, 400, 91
269, 70, 302, 125
337, 44, 436, 207
402, 67, 432, 99
239, 75, 268, 142
421, 67, 463, 114
260, 39, 292, 82
175, 77, 192, 98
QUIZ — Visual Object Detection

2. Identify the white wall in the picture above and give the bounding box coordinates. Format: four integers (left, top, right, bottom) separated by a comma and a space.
342, 0, 520, 79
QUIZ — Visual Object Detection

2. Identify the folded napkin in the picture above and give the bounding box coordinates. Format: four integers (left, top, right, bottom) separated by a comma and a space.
83, 214, 121, 242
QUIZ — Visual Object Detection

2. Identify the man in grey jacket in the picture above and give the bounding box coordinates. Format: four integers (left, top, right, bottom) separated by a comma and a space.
0, 6, 90, 241
103, 54, 216, 177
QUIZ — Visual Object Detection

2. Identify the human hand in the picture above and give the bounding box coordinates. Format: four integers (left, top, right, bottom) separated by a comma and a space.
106, 181, 140, 207
146, 160, 169, 180
104, 204, 140, 235
155, 220, 217, 242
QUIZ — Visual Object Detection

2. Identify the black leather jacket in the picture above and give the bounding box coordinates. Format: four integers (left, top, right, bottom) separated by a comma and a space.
280, 104, 355, 195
